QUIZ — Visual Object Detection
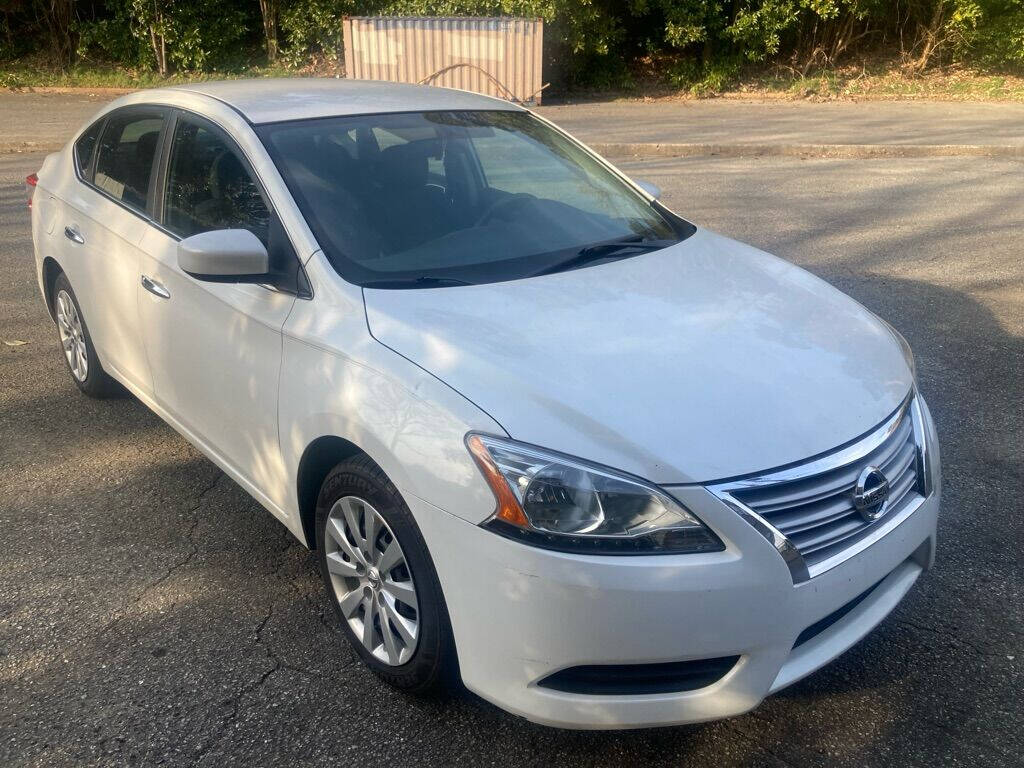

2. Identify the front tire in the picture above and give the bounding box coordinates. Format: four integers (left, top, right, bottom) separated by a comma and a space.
52, 273, 119, 398
315, 455, 456, 692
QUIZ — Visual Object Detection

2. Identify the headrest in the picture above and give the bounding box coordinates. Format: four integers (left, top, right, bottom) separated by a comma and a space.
377, 139, 440, 190
208, 150, 248, 200
135, 131, 159, 164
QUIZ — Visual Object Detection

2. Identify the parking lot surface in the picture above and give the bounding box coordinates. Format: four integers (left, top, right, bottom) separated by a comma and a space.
1, 99, 1021, 766
540, 98, 1024, 148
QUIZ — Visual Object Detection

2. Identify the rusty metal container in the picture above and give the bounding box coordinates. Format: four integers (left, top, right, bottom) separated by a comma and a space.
342, 16, 544, 105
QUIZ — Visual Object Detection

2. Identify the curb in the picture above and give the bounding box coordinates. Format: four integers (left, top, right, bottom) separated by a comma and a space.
591, 142, 1024, 159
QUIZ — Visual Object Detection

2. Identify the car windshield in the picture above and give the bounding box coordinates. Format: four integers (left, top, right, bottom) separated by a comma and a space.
257, 110, 691, 287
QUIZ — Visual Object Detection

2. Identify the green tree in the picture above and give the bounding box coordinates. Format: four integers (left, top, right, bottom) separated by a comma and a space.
78, 0, 250, 73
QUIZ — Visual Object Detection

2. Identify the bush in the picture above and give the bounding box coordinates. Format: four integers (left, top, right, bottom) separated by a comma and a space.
280, 0, 356, 64
667, 55, 742, 95
76, 0, 253, 73
948, 1, 1024, 69
5, 0, 1024, 85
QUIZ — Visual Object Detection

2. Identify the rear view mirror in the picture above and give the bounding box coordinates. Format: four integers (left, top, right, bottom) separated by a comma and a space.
178, 229, 269, 281
635, 179, 662, 200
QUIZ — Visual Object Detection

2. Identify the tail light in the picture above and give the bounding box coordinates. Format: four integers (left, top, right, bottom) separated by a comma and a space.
26, 173, 38, 209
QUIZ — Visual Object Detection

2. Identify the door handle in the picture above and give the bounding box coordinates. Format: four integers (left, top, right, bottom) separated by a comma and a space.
64, 226, 85, 244
141, 275, 170, 299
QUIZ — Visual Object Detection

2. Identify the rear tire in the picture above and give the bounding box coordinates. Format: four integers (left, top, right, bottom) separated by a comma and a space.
315, 454, 457, 693
52, 273, 119, 398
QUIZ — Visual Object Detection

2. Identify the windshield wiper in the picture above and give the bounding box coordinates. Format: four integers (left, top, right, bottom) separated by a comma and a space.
533, 236, 675, 277
361, 276, 476, 289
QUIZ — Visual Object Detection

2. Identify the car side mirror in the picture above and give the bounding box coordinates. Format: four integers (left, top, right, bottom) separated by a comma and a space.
635, 179, 662, 200
178, 229, 269, 281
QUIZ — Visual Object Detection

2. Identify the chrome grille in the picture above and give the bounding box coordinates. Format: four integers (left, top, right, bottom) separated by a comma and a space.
712, 398, 926, 580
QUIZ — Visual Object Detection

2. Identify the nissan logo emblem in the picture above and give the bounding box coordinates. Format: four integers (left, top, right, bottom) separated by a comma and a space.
853, 465, 890, 522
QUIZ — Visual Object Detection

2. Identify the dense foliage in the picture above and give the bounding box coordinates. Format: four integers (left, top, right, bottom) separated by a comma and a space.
1, 1, 1022, 88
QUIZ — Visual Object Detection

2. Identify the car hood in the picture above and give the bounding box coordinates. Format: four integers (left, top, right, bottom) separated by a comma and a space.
363, 228, 912, 484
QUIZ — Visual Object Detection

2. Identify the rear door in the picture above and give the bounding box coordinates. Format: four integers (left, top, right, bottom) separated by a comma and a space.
137, 110, 299, 509
58, 107, 168, 394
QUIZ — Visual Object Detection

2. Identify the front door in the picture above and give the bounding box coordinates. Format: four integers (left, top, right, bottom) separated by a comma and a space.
137, 111, 296, 510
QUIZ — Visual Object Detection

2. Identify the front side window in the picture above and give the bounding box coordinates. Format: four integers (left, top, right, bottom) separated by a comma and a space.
259, 111, 690, 287
74, 120, 103, 179
94, 112, 164, 212
163, 115, 270, 244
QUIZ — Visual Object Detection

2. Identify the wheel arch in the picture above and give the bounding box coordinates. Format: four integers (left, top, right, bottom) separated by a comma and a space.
296, 435, 365, 549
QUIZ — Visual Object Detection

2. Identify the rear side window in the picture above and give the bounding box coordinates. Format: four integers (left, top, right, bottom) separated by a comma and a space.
74, 121, 103, 178
163, 115, 269, 244
94, 112, 164, 213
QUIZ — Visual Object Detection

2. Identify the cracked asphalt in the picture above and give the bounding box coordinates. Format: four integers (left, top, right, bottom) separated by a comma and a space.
1, 115, 1022, 766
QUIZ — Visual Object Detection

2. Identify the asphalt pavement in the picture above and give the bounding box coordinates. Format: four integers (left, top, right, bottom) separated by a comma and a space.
540, 98, 1024, 149
0, 94, 1022, 767
4, 89, 1024, 155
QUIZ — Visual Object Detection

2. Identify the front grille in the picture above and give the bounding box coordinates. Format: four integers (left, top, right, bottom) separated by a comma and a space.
729, 401, 924, 572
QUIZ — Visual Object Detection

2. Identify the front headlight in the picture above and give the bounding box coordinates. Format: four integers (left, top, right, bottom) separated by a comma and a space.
466, 434, 723, 555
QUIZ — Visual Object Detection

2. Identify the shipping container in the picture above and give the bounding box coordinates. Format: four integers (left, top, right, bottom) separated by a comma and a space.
342, 16, 544, 105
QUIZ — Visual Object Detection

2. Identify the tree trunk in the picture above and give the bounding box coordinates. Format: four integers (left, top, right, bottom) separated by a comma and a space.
258, 0, 279, 64
148, 0, 168, 75
148, 26, 167, 74
914, 2, 946, 73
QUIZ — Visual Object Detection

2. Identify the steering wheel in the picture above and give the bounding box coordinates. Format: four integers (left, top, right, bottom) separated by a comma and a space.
475, 193, 536, 226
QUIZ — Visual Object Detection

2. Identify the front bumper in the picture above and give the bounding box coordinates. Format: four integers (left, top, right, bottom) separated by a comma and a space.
412, 483, 937, 729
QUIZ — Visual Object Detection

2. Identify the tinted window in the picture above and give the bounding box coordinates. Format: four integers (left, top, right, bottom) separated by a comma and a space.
94, 112, 163, 212
74, 121, 102, 178
259, 111, 685, 287
163, 116, 269, 244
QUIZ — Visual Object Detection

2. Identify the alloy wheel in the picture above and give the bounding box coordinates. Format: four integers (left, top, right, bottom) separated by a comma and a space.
324, 496, 420, 665
55, 289, 88, 382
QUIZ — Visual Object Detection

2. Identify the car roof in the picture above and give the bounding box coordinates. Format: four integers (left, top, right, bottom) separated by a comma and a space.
166, 78, 524, 124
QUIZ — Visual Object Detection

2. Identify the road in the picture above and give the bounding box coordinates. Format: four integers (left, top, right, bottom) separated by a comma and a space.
1, 96, 1022, 767
4, 89, 1024, 153
541, 98, 1024, 148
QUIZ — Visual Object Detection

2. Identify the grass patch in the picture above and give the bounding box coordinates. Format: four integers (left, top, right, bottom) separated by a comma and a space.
0, 58, 305, 91
732, 58, 1024, 101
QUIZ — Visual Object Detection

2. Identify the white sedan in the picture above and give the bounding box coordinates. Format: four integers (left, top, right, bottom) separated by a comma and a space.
28, 79, 940, 729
